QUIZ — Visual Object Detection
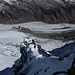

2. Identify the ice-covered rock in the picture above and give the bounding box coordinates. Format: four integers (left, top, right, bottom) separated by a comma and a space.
13, 38, 75, 75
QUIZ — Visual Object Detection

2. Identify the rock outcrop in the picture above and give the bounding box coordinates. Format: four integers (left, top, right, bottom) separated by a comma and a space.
13, 38, 75, 75
0, 0, 75, 24
12, 26, 33, 34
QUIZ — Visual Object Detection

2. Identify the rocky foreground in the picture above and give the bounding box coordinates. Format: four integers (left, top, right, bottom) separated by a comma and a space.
0, 0, 75, 24
13, 37, 75, 75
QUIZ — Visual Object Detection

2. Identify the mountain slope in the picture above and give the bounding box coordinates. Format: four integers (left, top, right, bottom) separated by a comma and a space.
0, 0, 75, 24
13, 38, 75, 75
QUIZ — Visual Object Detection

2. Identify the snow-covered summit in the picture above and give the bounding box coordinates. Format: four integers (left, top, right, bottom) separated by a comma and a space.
13, 38, 75, 75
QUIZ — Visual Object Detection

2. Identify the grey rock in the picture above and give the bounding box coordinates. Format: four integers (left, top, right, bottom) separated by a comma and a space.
0, 0, 75, 24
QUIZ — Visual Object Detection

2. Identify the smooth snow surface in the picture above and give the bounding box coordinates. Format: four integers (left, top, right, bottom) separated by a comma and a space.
0, 31, 26, 43
0, 30, 25, 71
0, 54, 15, 71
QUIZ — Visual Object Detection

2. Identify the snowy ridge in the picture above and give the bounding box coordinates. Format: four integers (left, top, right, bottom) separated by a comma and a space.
13, 38, 75, 75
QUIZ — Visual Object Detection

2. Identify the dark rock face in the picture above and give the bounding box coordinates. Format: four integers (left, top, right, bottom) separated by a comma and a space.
12, 26, 33, 34
0, 0, 75, 24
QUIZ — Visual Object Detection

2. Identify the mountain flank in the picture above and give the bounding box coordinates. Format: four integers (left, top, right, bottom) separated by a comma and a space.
0, 0, 75, 24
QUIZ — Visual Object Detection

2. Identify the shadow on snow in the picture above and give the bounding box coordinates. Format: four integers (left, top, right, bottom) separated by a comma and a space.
0, 68, 13, 75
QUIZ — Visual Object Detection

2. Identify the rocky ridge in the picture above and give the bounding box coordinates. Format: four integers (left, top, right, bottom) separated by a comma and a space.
0, 0, 75, 24
13, 37, 75, 75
